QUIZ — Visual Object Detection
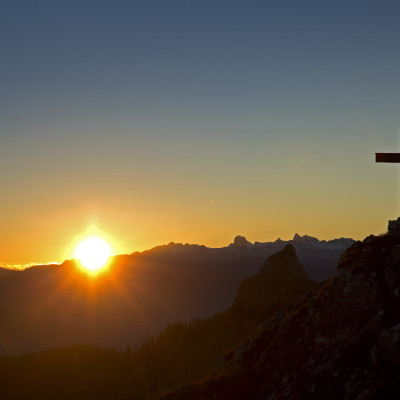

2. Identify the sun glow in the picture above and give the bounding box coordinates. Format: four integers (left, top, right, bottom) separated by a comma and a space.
74, 236, 112, 274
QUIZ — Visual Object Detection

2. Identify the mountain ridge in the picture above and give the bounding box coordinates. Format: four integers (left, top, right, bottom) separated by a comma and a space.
1, 232, 397, 399
0, 242, 319, 399
162, 233, 400, 399
0, 233, 354, 276
0, 234, 353, 356
127, 233, 355, 282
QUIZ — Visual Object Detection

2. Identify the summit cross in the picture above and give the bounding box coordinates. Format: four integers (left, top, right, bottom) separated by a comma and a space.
376, 153, 400, 163
376, 152, 400, 234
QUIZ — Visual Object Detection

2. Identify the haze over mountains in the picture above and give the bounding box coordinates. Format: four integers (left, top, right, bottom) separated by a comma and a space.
163, 232, 400, 399
1, 242, 318, 399
0, 234, 353, 356
1, 230, 400, 399
130, 232, 354, 282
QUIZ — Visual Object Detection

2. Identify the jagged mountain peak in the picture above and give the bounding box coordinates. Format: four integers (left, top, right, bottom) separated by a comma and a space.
233, 244, 315, 310
334, 234, 400, 316
176, 232, 400, 399
231, 235, 252, 247
293, 232, 302, 240
292, 233, 319, 244
260, 243, 309, 279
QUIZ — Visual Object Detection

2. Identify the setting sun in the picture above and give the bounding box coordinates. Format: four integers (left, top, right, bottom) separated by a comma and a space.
74, 236, 112, 274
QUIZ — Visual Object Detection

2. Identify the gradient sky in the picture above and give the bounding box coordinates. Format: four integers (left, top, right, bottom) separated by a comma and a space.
1, 0, 400, 265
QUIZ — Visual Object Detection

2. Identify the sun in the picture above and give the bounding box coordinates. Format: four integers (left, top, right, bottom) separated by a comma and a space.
74, 236, 112, 274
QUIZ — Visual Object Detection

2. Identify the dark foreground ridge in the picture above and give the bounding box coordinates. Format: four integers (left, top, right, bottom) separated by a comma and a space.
0, 243, 317, 400
0, 234, 352, 356
162, 234, 400, 399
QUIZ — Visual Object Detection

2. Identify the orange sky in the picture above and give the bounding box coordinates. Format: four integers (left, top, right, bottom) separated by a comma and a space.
1, 157, 398, 267
1, 1, 400, 266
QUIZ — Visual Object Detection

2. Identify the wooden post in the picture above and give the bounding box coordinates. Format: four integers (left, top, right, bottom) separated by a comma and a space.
376, 153, 400, 163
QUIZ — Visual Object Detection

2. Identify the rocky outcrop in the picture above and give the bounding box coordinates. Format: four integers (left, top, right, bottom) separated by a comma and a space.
388, 217, 400, 235
233, 244, 316, 310
164, 234, 400, 399
231, 235, 252, 247
292, 233, 319, 245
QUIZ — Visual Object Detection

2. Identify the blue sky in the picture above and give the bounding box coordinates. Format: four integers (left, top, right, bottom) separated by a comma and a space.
1, 0, 400, 264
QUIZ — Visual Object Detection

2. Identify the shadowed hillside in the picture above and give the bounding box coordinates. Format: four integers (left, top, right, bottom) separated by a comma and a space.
123, 244, 317, 398
0, 244, 317, 400
0, 235, 350, 356
2, 234, 395, 399
162, 233, 400, 399
0, 346, 129, 400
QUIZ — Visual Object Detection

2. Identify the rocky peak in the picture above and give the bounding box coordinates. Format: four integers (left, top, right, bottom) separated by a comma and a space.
388, 217, 400, 235
231, 235, 252, 247
335, 234, 400, 317
292, 233, 319, 245
197, 233, 400, 399
293, 233, 302, 241
233, 244, 315, 309
260, 243, 309, 279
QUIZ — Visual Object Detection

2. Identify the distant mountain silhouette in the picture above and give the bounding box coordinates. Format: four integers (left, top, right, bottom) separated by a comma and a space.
0, 234, 353, 356
162, 233, 400, 399
233, 244, 316, 312
124, 244, 317, 398
135, 233, 354, 282
2, 233, 396, 399
0, 241, 318, 399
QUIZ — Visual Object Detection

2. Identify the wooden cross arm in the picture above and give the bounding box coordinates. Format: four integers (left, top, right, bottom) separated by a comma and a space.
376, 153, 400, 163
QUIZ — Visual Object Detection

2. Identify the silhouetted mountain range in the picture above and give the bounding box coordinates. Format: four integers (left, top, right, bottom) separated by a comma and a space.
1, 231, 399, 399
162, 233, 400, 399
142, 233, 354, 282
0, 242, 318, 399
0, 234, 352, 356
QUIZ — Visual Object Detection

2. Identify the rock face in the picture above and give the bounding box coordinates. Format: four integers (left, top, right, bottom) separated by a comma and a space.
388, 217, 400, 235
231, 235, 252, 247
165, 234, 400, 399
292, 233, 319, 245
0, 235, 352, 356
259, 243, 310, 278
233, 244, 316, 311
